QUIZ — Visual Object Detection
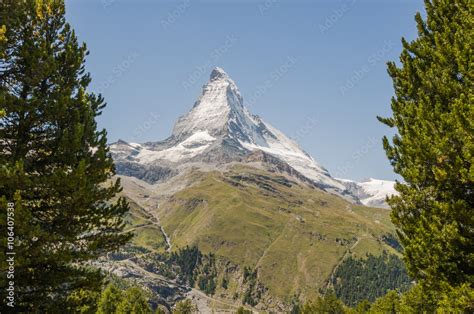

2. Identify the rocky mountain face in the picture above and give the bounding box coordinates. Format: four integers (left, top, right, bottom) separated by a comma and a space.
110, 67, 396, 207
107, 166, 400, 312
105, 68, 404, 312
339, 178, 398, 209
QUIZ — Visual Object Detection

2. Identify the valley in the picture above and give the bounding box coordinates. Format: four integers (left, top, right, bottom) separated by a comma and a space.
103, 68, 406, 312
101, 164, 404, 312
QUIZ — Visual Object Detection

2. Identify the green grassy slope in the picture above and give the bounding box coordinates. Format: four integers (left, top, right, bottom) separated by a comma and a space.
124, 198, 168, 253
158, 165, 398, 299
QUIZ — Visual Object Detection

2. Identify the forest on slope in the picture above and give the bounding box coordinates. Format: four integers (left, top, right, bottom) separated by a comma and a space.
1, 0, 472, 313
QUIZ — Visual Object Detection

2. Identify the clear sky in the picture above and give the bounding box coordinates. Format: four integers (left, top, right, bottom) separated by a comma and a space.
65, 0, 425, 181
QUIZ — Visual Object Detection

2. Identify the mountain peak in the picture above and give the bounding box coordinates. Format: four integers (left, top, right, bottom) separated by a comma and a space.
171, 68, 245, 139
110, 68, 397, 208
155, 68, 345, 191
210, 67, 229, 81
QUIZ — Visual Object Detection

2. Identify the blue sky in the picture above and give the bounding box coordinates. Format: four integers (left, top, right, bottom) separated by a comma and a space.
65, 0, 424, 181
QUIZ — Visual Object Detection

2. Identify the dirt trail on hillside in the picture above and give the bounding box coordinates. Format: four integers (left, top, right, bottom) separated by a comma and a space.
325, 237, 361, 290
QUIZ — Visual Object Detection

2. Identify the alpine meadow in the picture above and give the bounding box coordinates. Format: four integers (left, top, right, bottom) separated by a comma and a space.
0, 0, 472, 313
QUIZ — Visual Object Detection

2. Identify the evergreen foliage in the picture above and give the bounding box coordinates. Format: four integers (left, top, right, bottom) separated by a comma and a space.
380, 234, 403, 253
353, 299, 371, 313
97, 284, 152, 314
197, 253, 217, 295
173, 299, 197, 314
332, 253, 411, 306
301, 292, 346, 314
169, 246, 218, 296
97, 284, 123, 314
115, 287, 153, 314
398, 283, 437, 313
170, 246, 202, 286
66, 288, 100, 314
221, 277, 229, 289
1, 0, 471, 312
236, 306, 252, 314
367, 290, 400, 314
242, 267, 260, 306
350, 284, 471, 313
0, 0, 131, 311
379, 0, 473, 310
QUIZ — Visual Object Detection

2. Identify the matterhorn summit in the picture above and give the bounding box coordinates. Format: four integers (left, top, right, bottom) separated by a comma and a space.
110, 67, 396, 207
171, 67, 264, 145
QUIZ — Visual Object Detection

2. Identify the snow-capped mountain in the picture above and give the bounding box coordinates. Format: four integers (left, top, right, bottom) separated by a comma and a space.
110, 67, 396, 207
339, 178, 398, 209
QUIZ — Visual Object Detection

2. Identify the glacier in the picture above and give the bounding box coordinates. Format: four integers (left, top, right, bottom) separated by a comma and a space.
110, 67, 397, 207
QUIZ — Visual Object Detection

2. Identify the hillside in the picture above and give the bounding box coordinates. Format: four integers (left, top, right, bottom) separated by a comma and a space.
158, 166, 398, 297
108, 163, 403, 311
103, 68, 404, 311
110, 68, 397, 208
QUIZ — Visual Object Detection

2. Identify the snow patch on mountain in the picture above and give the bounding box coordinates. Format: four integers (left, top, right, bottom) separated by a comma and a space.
110, 67, 395, 206
338, 178, 398, 208
129, 142, 143, 149
109, 140, 141, 159
136, 131, 216, 163
172, 67, 248, 139
239, 120, 344, 190
358, 178, 398, 208
168, 67, 344, 189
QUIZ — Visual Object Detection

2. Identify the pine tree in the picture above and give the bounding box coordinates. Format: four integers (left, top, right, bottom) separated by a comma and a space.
236, 306, 253, 314
0, 0, 131, 311
301, 292, 346, 314
368, 290, 400, 314
399, 284, 437, 313
378, 0, 473, 305
97, 284, 124, 314
173, 299, 197, 314
115, 287, 153, 314
66, 288, 100, 314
